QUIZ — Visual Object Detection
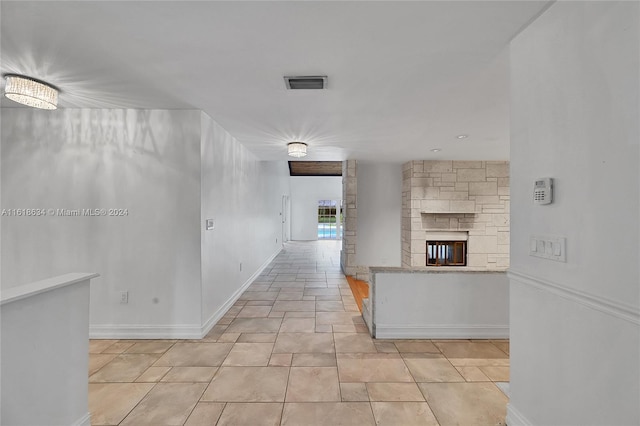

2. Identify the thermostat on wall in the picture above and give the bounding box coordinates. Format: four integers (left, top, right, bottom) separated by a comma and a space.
534, 177, 553, 205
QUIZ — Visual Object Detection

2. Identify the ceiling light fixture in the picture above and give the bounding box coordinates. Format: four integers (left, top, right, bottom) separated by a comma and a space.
287, 142, 308, 158
431, 148, 442, 153
456, 134, 468, 139
4, 75, 58, 110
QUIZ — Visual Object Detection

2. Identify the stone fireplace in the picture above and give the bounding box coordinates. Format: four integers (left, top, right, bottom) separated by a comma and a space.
402, 160, 510, 269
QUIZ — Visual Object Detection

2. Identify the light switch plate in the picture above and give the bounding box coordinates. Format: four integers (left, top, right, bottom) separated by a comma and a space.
530, 235, 566, 262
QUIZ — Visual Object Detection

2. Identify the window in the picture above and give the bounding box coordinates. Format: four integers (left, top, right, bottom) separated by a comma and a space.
426, 241, 467, 266
318, 200, 342, 240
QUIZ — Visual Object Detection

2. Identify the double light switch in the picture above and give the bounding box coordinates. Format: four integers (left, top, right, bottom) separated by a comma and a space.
530, 235, 566, 262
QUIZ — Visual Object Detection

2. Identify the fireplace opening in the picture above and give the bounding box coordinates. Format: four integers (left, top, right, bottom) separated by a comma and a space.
427, 240, 467, 266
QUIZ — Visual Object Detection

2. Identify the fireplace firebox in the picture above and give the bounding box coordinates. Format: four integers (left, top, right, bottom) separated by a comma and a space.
426, 240, 467, 266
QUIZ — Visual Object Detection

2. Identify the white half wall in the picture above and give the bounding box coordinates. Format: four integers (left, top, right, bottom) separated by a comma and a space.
509, 2, 639, 425
355, 162, 402, 267
1, 109, 203, 333
289, 176, 342, 241
200, 113, 290, 331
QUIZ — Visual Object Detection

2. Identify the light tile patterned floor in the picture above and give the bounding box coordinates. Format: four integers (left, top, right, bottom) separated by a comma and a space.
89, 241, 510, 425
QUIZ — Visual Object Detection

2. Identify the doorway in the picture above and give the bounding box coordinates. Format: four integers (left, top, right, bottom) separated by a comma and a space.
317, 200, 342, 240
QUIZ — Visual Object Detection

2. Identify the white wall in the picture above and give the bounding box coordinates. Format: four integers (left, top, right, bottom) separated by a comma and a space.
200, 113, 289, 328
509, 2, 639, 425
289, 176, 342, 241
1, 108, 291, 338
1, 109, 203, 335
356, 162, 402, 267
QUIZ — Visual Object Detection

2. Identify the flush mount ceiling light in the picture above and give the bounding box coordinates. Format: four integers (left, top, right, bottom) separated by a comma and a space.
4, 75, 58, 110
431, 148, 442, 153
456, 134, 468, 139
287, 142, 308, 158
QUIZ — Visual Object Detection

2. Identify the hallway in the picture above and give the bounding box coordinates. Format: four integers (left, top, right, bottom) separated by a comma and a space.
88, 241, 510, 425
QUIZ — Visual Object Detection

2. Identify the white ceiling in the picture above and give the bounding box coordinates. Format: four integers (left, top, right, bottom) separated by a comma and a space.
1, 1, 550, 162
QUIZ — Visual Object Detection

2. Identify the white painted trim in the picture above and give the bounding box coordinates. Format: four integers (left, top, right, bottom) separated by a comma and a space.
89, 323, 202, 339
374, 324, 509, 339
1, 272, 99, 305
508, 270, 640, 325
200, 246, 282, 338
71, 412, 91, 426
506, 403, 533, 426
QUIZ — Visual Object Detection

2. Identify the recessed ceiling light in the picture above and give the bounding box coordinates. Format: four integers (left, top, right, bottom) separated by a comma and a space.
431, 148, 441, 153
456, 134, 468, 139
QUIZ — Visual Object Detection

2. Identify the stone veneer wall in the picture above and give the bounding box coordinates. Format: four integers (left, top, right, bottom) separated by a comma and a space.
402, 160, 510, 269
340, 160, 369, 280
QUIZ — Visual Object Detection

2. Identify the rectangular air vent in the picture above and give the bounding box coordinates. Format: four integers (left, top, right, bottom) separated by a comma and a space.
284, 76, 327, 90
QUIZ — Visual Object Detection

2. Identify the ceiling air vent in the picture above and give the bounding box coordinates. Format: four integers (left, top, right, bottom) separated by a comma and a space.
284, 76, 327, 90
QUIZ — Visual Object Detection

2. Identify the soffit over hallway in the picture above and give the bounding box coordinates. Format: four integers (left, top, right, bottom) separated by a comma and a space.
1, 1, 551, 162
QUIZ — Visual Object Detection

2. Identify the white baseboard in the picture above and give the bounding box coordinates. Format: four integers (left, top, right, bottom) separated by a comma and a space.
89, 323, 202, 339
374, 324, 509, 339
72, 412, 91, 426
200, 246, 282, 338
89, 246, 282, 340
506, 403, 533, 426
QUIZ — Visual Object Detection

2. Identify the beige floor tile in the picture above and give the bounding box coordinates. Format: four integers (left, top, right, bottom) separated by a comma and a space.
160, 367, 218, 382
279, 317, 316, 333
334, 333, 377, 353
269, 311, 286, 318
370, 402, 439, 426
291, 353, 337, 367
281, 402, 375, 426
374, 342, 399, 353
125, 341, 175, 354
479, 366, 510, 381
239, 291, 279, 301
101, 341, 136, 354
434, 341, 509, 359
154, 343, 233, 367
237, 333, 277, 343
201, 367, 289, 402
217, 403, 283, 426
120, 383, 207, 425
340, 383, 369, 401
337, 354, 414, 382
405, 357, 465, 383
285, 311, 316, 318
89, 353, 118, 376
492, 340, 510, 355
246, 284, 272, 292
277, 292, 304, 301
286, 367, 340, 402
315, 324, 333, 333
419, 382, 508, 425
223, 343, 274, 366
394, 341, 440, 354
226, 318, 283, 333
455, 366, 491, 382
237, 305, 272, 317
332, 324, 359, 333
316, 312, 361, 325
246, 300, 276, 306
90, 354, 159, 382
269, 353, 293, 366
448, 358, 511, 367
89, 383, 154, 425
89, 340, 119, 354
316, 301, 345, 312
304, 288, 341, 296
184, 402, 225, 426
273, 332, 335, 353
315, 294, 343, 301
135, 366, 171, 383
217, 332, 241, 343
367, 383, 425, 402
272, 300, 316, 312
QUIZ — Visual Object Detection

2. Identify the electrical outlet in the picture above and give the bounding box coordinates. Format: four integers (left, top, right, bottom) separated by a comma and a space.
120, 291, 129, 304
